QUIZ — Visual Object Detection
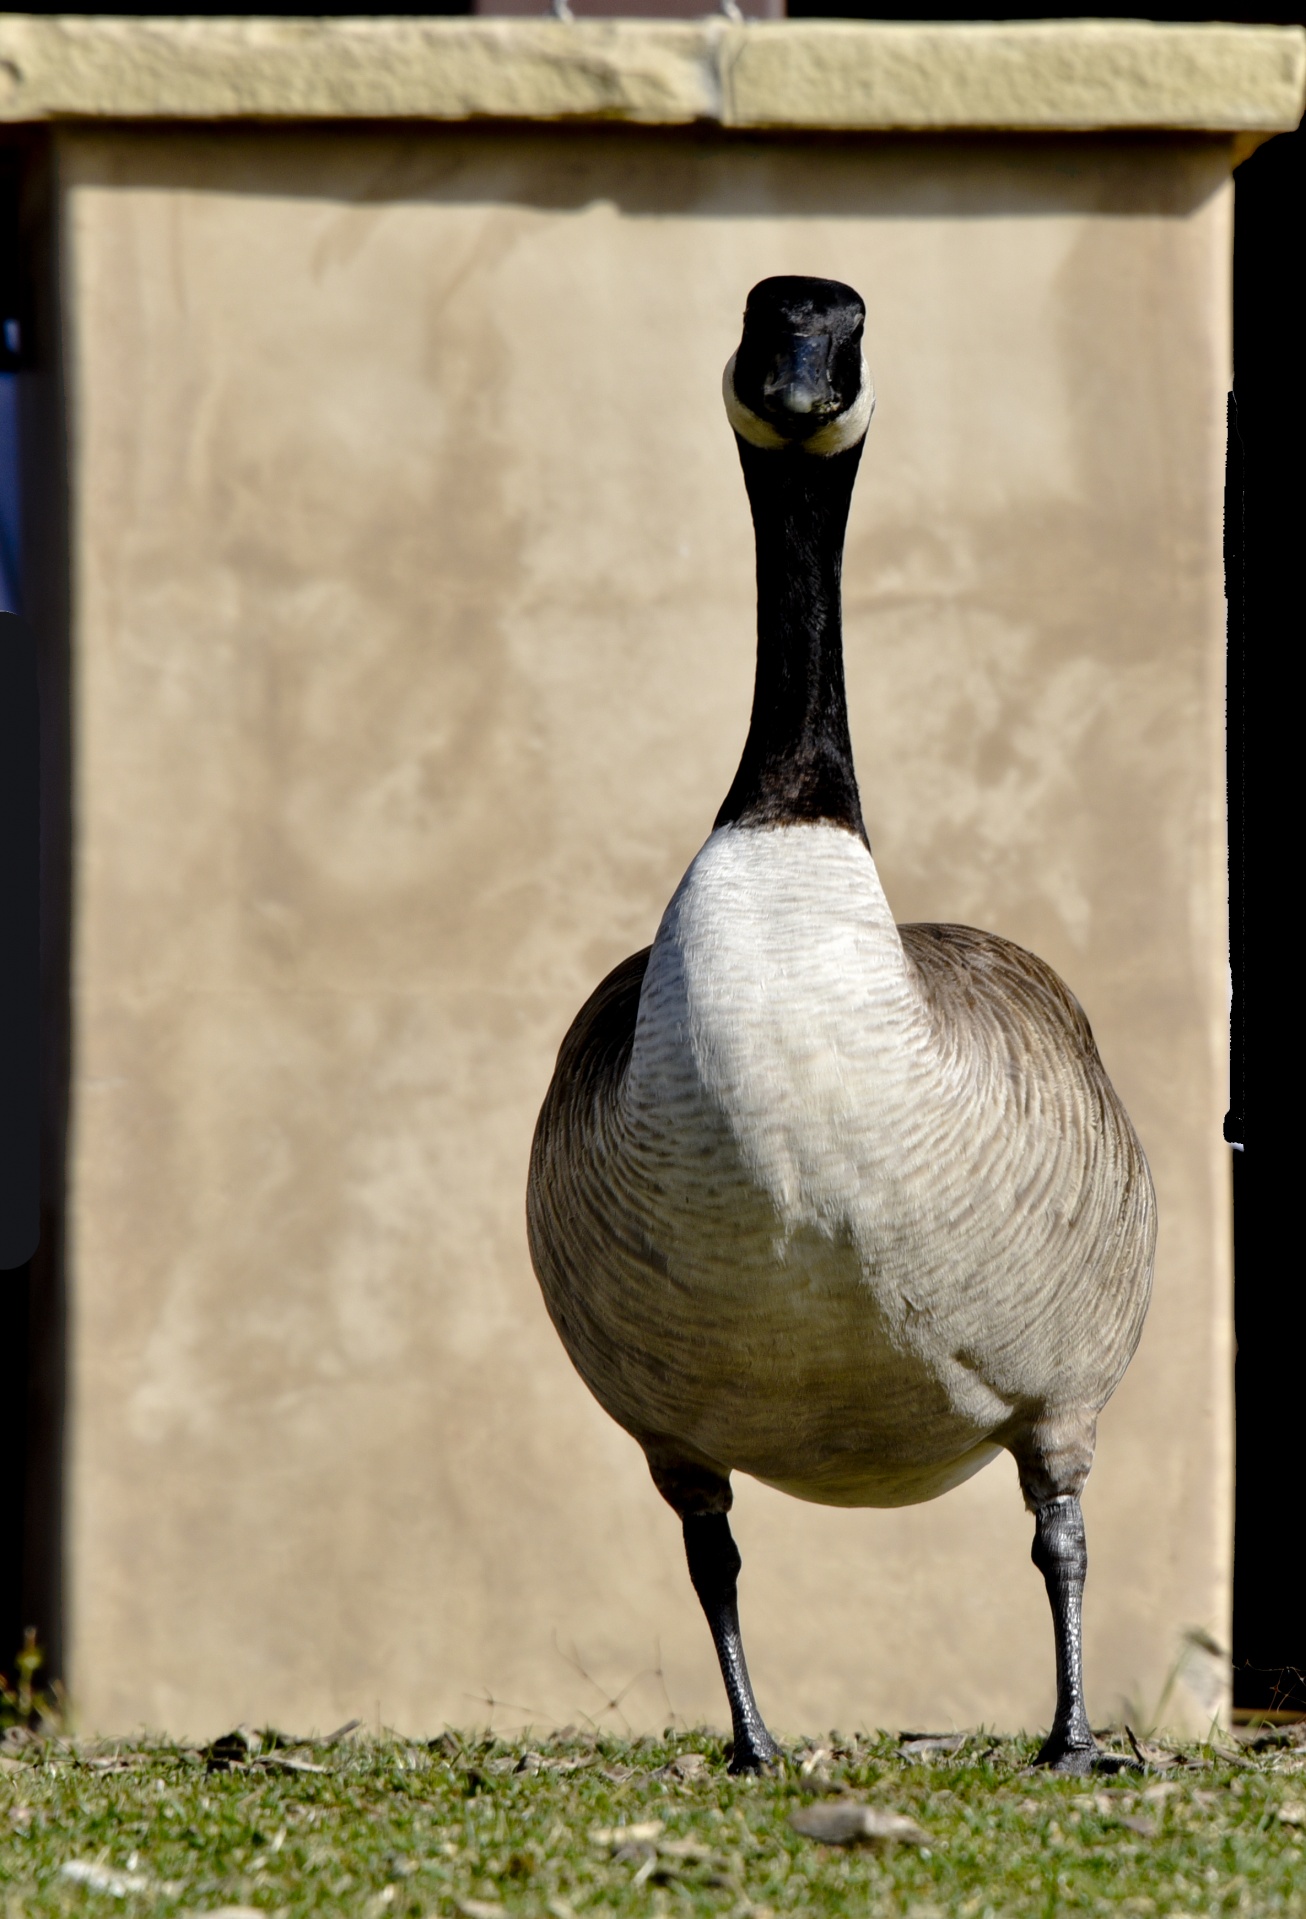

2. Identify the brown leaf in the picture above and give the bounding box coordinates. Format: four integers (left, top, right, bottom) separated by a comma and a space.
590, 1820, 664, 1848
1119, 1815, 1157, 1838
899, 1733, 966, 1759
186, 1908, 269, 1919
1122, 1726, 1177, 1770
790, 1801, 928, 1846
60, 1861, 153, 1895
657, 1837, 716, 1862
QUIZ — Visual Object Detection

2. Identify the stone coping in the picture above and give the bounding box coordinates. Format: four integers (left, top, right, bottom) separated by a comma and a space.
0, 15, 1302, 133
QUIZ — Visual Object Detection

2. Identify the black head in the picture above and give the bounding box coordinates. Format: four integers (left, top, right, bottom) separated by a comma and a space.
725, 276, 871, 454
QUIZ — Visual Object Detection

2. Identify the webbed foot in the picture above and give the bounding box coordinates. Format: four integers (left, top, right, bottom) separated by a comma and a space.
1034, 1733, 1141, 1776
726, 1729, 779, 1775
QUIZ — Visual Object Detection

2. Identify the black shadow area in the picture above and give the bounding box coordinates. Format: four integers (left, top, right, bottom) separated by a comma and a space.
1230, 115, 1305, 1718
0, 132, 70, 1698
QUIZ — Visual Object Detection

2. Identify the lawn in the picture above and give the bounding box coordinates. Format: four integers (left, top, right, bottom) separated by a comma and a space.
3, 1722, 1304, 1919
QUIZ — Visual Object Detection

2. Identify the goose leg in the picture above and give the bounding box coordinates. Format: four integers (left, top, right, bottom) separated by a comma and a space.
1031, 1495, 1133, 1774
1031, 1494, 1096, 1771
683, 1513, 778, 1774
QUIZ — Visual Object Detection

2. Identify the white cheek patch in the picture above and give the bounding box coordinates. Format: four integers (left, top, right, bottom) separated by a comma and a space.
803, 364, 875, 456
722, 354, 789, 449
722, 352, 875, 458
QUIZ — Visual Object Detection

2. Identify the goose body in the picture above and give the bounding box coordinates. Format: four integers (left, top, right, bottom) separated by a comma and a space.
533, 821, 1149, 1510
528, 277, 1155, 1772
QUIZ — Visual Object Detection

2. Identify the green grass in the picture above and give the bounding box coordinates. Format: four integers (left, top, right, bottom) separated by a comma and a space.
3, 1724, 1304, 1919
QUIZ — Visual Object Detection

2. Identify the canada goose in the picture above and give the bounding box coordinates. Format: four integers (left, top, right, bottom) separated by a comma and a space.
528, 276, 1155, 1774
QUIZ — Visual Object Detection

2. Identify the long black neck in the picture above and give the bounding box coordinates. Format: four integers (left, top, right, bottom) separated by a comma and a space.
714, 437, 867, 845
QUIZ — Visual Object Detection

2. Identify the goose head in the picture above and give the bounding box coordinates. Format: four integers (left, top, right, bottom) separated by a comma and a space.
724, 275, 873, 457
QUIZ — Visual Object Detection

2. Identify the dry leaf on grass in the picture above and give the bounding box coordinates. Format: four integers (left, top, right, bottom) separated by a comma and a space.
185, 1908, 268, 1919
60, 1859, 154, 1895
656, 1836, 716, 1862
1122, 1726, 1182, 1770
899, 1733, 967, 1759
590, 1819, 664, 1848
790, 1801, 928, 1846
1277, 1801, 1306, 1827
1118, 1815, 1158, 1838
62, 1856, 186, 1896
455, 1901, 505, 1919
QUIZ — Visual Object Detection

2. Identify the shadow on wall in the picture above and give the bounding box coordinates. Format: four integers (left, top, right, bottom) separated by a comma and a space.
70, 122, 1225, 224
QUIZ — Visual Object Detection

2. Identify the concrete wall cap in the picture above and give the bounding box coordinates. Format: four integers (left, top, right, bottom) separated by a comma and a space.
0, 14, 1303, 133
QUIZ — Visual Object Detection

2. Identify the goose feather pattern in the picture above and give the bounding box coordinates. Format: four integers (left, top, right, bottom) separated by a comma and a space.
529, 823, 1152, 1511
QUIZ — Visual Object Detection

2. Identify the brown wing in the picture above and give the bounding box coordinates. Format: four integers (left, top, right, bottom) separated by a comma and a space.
900, 920, 1151, 1217
899, 920, 1156, 1418
900, 921, 1101, 1057
526, 948, 653, 1396
539, 947, 650, 1115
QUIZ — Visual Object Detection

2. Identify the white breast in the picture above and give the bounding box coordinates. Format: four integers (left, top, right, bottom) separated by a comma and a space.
615, 823, 1009, 1505
628, 823, 929, 1226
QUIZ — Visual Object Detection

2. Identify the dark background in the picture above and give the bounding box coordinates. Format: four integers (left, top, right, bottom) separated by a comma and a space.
1224, 83, 1301, 1719
1, 4, 1300, 1716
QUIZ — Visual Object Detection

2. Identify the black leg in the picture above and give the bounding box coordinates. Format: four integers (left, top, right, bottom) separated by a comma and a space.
1031, 1494, 1133, 1775
683, 1512, 777, 1773
1032, 1495, 1094, 1771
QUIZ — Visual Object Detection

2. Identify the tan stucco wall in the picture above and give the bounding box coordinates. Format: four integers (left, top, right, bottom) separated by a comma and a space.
63, 122, 1233, 1741
4, 15, 1304, 132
